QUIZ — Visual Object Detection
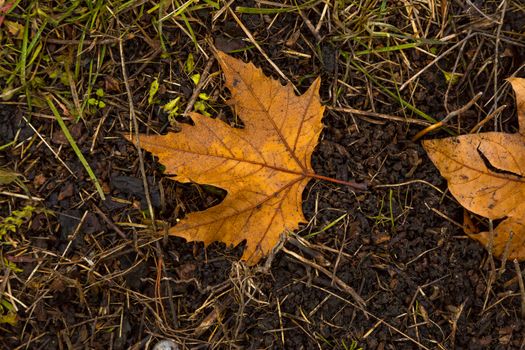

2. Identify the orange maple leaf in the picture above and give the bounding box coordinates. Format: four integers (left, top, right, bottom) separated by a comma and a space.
126, 52, 364, 265
423, 78, 525, 260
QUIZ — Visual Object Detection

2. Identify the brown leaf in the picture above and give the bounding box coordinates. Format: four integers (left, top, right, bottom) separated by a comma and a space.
126, 52, 324, 265
423, 78, 525, 260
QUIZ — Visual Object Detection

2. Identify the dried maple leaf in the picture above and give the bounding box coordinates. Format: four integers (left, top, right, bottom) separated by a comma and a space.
126, 52, 363, 265
423, 78, 525, 260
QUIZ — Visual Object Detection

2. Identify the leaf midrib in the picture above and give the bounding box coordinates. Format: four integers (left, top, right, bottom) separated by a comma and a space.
143, 139, 311, 178
228, 60, 309, 174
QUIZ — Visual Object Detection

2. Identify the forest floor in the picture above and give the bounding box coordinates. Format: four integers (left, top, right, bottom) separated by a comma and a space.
1, 1, 525, 349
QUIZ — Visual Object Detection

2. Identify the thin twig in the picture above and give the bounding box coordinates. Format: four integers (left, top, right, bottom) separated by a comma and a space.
282, 247, 366, 308
482, 219, 497, 313
0, 268, 10, 302
0, 191, 43, 201
514, 259, 525, 319
498, 231, 513, 278
54, 211, 88, 270
469, 105, 506, 133
22, 117, 76, 177
297, 8, 322, 42
227, 7, 298, 93
412, 92, 482, 141
493, 0, 507, 129
441, 92, 483, 123
400, 33, 474, 91
119, 36, 156, 233
92, 203, 127, 240
330, 106, 431, 126
182, 56, 215, 117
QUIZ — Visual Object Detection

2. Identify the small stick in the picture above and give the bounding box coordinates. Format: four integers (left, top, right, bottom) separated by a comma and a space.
498, 231, 513, 278
330, 106, 431, 126
282, 247, 366, 308
92, 203, 127, 240
412, 92, 482, 141
449, 300, 466, 349
119, 36, 156, 232
182, 56, 215, 118
227, 7, 298, 93
276, 296, 285, 346
0, 191, 43, 201
54, 211, 89, 270
513, 259, 525, 319
492, 0, 507, 128
297, 8, 322, 42
23, 117, 76, 177
400, 33, 474, 91
0, 268, 10, 302
469, 105, 506, 133
503, 268, 525, 288
482, 219, 497, 313
315, 2, 329, 33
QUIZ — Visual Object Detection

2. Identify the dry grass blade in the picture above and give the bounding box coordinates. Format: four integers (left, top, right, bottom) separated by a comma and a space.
514, 259, 525, 319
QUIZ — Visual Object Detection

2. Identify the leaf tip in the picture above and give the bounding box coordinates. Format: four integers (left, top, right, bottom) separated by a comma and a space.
216, 50, 238, 70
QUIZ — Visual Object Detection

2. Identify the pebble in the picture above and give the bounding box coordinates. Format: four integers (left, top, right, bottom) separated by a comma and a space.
152, 339, 179, 350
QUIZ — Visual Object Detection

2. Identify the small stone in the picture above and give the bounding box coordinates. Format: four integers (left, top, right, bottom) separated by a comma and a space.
153, 340, 179, 350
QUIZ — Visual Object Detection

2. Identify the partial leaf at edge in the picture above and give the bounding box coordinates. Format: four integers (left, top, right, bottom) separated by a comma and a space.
466, 216, 525, 260
423, 132, 525, 220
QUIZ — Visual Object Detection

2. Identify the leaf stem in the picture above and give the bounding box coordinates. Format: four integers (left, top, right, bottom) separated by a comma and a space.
308, 173, 368, 191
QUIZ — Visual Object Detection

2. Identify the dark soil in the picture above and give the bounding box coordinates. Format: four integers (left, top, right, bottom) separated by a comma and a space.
1, 1, 525, 349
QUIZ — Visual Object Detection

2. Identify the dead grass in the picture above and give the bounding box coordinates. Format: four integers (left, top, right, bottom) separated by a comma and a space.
1, 0, 525, 349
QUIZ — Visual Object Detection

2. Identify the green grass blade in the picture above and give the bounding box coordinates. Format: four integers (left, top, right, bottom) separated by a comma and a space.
236, 0, 321, 14
304, 213, 348, 239
351, 61, 438, 124
353, 42, 420, 56
45, 96, 106, 200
